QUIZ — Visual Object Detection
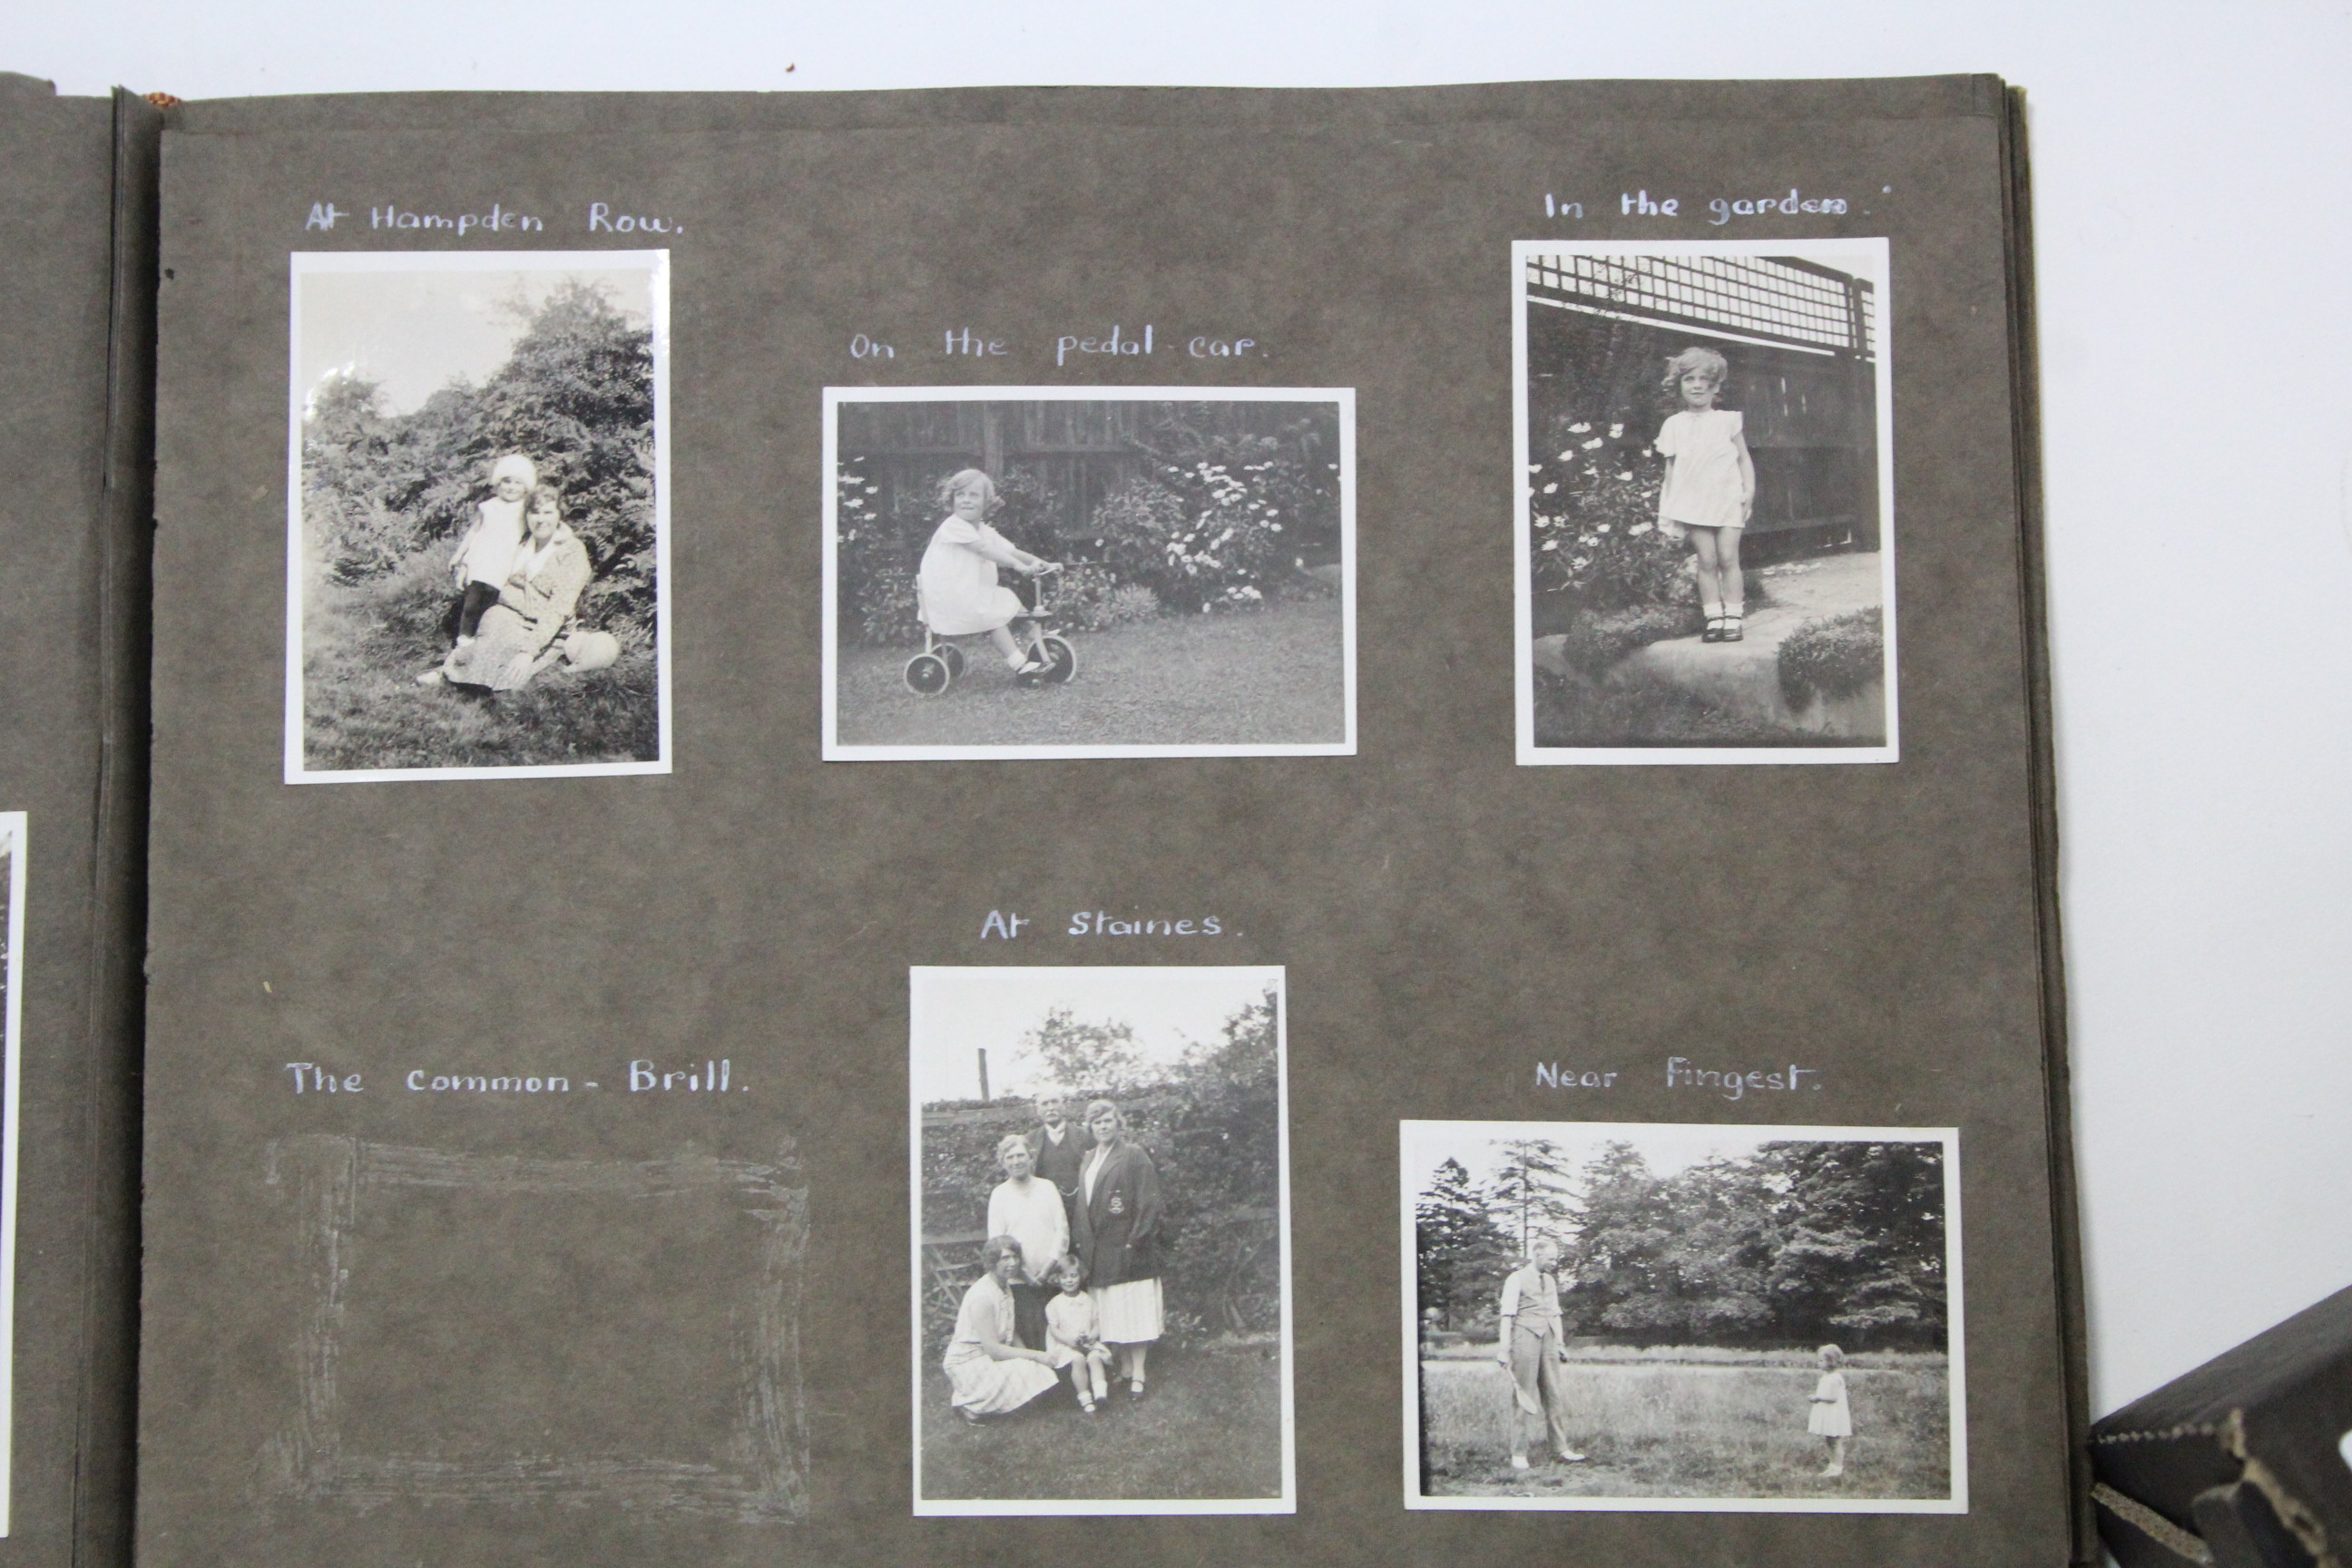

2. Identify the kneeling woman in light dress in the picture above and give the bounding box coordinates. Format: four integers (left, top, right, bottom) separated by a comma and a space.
943, 1234, 1061, 1422
916, 468, 1052, 677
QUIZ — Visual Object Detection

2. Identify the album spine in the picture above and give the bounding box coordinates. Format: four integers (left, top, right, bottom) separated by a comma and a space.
73, 83, 162, 1568
2000, 80, 2098, 1568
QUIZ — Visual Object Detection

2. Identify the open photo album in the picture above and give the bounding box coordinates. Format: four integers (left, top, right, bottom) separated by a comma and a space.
0, 70, 2085, 1568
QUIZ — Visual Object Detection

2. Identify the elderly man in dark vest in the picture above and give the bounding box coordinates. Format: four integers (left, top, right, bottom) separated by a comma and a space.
1024, 1094, 1089, 1223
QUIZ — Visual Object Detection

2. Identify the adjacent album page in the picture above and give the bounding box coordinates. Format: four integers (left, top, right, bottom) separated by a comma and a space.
0, 73, 156, 1568
142, 80, 2080, 1568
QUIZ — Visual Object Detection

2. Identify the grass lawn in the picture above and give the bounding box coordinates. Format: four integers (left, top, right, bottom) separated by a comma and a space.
919, 1341, 1285, 1504
301, 565, 660, 773
837, 598, 1347, 750
1419, 1352, 1952, 1502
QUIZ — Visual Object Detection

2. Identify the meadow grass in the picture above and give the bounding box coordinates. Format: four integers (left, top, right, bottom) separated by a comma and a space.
1419, 1351, 1951, 1501
301, 555, 660, 773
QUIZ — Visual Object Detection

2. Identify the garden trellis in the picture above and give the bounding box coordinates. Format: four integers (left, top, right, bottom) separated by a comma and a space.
1526, 253, 1876, 363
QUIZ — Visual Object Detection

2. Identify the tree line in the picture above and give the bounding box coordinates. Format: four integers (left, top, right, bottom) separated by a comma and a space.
1416, 1139, 1947, 1350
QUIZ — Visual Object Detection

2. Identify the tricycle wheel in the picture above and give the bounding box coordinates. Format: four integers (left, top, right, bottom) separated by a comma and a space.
903, 652, 953, 697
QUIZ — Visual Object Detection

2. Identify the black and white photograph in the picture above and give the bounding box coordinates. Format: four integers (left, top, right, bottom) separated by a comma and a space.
909, 965, 1294, 1514
0, 815, 23, 1530
1514, 240, 1897, 764
1402, 1121, 1963, 1513
825, 389, 1354, 760
286, 251, 671, 782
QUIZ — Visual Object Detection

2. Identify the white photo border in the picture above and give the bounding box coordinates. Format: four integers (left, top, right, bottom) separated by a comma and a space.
908, 964, 1298, 1516
823, 387, 1357, 761
1511, 239, 1899, 767
283, 250, 673, 785
0, 816, 23, 1534
1398, 1119, 1965, 1514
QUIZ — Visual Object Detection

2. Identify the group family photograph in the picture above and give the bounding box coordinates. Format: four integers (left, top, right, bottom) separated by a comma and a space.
287, 251, 671, 781
1514, 240, 1897, 764
909, 965, 1294, 1514
826, 389, 1354, 760
1403, 1121, 1962, 1512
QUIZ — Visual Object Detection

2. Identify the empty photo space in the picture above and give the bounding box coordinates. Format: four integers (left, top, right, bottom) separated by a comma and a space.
828, 393, 1351, 757
1517, 244, 1894, 758
1405, 1122, 1960, 1511
910, 966, 1292, 1513
289, 252, 668, 779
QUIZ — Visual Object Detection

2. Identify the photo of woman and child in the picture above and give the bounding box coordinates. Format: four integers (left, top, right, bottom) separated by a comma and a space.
289, 251, 668, 781
912, 966, 1294, 1514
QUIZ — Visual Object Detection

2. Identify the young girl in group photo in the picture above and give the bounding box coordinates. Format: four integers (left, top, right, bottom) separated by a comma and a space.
1653, 346, 1756, 643
916, 467, 1057, 682
1044, 1255, 1114, 1415
1808, 1342, 1853, 1478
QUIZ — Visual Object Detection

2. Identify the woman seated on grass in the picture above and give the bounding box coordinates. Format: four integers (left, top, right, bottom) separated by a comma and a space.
423, 484, 617, 692
944, 1234, 1062, 1424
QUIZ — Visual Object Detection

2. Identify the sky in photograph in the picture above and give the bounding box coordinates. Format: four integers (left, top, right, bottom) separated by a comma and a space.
909, 965, 1280, 1103
1400, 1121, 1943, 1194
296, 264, 655, 416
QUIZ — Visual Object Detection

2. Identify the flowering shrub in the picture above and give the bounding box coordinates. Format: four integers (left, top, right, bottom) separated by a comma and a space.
1555, 602, 1707, 678
1778, 607, 1885, 705
835, 464, 917, 643
1091, 463, 1295, 612
1048, 564, 1161, 632
1527, 420, 1693, 611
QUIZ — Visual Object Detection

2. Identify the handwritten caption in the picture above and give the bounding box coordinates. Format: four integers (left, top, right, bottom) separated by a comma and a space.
978, 909, 1227, 939
298, 201, 683, 237
280, 1058, 747, 1096
1539, 188, 1858, 225
1533, 1057, 1826, 1101
844, 326, 1264, 368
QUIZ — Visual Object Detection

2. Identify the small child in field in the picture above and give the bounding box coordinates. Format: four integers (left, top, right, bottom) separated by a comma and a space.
1044, 1255, 1113, 1414
1808, 1343, 1852, 1477
1653, 347, 1757, 644
428, 454, 537, 675
915, 468, 1054, 681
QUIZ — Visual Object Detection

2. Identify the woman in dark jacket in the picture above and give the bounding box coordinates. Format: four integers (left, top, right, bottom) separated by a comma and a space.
1072, 1098, 1164, 1400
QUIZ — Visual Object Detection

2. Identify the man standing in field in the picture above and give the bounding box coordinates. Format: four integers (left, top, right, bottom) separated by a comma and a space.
1494, 1235, 1587, 1468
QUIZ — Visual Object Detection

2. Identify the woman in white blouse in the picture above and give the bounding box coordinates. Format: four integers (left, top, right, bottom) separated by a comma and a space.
984, 1133, 1069, 1356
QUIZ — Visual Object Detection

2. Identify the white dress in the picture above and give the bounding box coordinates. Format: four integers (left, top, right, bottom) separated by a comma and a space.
1655, 408, 1748, 531
943, 1276, 1059, 1415
917, 516, 1027, 635
1044, 1291, 1099, 1369
455, 495, 526, 587
1808, 1369, 1853, 1436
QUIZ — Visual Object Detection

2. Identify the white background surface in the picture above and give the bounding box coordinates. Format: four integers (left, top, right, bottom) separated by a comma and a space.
15, 1, 2352, 1421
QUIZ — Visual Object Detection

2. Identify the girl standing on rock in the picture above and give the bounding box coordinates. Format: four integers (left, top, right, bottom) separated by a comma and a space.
1654, 347, 1756, 643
